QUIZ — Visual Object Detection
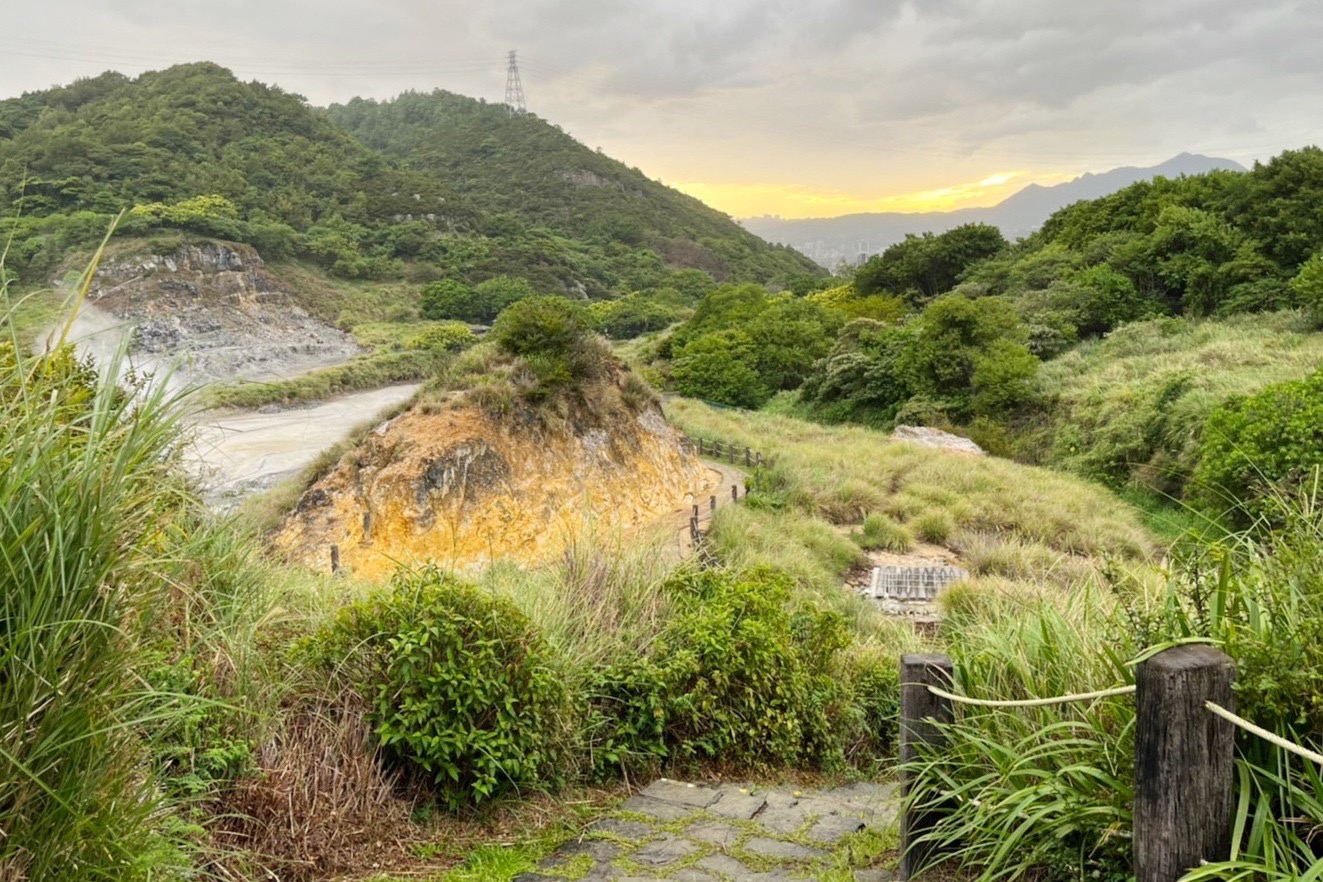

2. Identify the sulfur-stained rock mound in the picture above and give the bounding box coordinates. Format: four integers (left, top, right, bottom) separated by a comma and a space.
274, 374, 717, 580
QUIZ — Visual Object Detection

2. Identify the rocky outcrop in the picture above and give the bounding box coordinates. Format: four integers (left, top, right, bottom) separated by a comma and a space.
275, 401, 718, 579
890, 425, 985, 456
70, 241, 359, 385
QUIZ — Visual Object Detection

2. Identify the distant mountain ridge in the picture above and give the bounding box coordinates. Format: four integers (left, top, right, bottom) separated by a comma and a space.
742, 153, 1248, 268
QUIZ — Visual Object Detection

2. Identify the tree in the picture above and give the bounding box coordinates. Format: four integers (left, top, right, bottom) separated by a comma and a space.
1289, 251, 1323, 328
671, 330, 769, 408
904, 294, 1032, 416
855, 223, 1007, 303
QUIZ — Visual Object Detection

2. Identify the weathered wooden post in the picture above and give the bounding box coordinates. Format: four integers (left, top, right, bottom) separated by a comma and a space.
744, 447, 752, 467
710, 494, 717, 513
756, 452, 764, 467
692, 504, 700, 521
900, 654, 954, 881
699, 438, 706, 456
728, 443, 736, 464
689, 516, 700, 544
329, 544, 341, 574
1135, 645, 1236, 882
732, 484, 739, 503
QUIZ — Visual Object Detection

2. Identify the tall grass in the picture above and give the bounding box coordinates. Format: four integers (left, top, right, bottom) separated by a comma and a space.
666, 398, 1156, 599
0, 248, 193, 877
1036, 309, 1323, 493
905, 497, 1323, 882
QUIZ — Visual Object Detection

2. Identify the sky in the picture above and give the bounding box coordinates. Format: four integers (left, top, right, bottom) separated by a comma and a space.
2, 0, 1320, 218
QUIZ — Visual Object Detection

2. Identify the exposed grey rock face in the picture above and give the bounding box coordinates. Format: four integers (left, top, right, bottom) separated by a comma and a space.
69, 240, 360, 387
890, 425, 986, 456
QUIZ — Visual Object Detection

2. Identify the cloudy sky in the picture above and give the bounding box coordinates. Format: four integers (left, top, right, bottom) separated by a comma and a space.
2, 0, 1319, 218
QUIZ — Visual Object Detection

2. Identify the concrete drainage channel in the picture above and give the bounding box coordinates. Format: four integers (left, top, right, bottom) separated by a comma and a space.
516, 778, 899, 882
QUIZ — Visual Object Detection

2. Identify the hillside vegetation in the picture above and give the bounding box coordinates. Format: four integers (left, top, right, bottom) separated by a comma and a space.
0, 63, 819, 296
641, 147, 1323, 526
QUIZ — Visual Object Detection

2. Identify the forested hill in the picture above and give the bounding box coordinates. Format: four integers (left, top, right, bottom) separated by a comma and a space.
0, 62, 820, 293
326, 91, 819, 283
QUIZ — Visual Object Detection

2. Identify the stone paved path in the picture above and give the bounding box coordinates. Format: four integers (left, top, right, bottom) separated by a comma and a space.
516, 778, 899, 882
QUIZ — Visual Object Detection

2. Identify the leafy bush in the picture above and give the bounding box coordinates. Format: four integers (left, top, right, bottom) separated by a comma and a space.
657, 567, 854, 769
308, 567, 570, 809
1288, 250, 1323, 327
1193, 367, 1323, 527
421, 275, 535, 323
671, 329, 768, 408
583, 656, 670, 782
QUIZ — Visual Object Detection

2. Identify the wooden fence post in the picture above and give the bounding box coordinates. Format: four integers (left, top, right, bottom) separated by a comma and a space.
329, 544, 341, 574
756, 452, 764, 467
710, 494, 717, 513
689, 516, 700, 544
731, 485, 739, 503
1135, 645, 1236, 882
900, 654, 954, 881
744, 447, 751, 467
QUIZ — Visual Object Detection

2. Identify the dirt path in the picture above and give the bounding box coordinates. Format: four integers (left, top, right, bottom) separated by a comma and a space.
667, 458, 747, 558
186, 384, 423, 504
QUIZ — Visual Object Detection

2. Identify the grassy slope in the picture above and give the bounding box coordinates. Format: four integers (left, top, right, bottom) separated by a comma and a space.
665, 399, 1158, 603
1032, 309, 1323, 494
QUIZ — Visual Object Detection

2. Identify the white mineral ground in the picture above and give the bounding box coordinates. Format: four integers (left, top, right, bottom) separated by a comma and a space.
49, 303, 422, 504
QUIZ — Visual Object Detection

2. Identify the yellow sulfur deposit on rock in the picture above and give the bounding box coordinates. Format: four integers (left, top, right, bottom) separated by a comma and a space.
275, 400, 719, 580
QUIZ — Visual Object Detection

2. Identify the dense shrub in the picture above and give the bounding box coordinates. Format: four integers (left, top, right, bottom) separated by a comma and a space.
308, 567, 569, 809
1193, 367, 1323, 527
671, 330, 769, 408
420, 275, 535, 323
657, 567, 854, 769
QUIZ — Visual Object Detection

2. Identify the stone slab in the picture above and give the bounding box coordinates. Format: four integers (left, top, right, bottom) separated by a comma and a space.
854, 869, 898, 882
696, 853, 755, 876
620, 795, 701, 822
588, 818, 655, 840
709, 788, 768, 820
807, 813, 866, 844
633, 834, 699, 867
743, 837, 828, 861
753, 805, 810, 836
639, 779, 722, 808
684, 820, 743, 848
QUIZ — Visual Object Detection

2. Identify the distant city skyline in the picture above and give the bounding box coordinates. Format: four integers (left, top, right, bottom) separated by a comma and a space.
2, 0, 1318, 218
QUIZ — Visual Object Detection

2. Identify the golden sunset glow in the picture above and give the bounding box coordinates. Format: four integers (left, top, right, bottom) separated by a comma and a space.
675, 170, 1078, 219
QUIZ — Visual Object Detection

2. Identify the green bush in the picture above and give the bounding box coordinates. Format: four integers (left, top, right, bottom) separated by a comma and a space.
583, 656, 670, 782
657, 567, 854, 769
308, 567, 569, 809
420, 275, 535, 323
1193, 367, 1323, 527
671, 330, 769, 408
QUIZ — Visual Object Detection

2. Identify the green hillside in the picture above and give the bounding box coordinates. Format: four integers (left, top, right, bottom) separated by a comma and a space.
327, 90, 821, 286
642, 147, 1323, 521
0, 63, 819, 294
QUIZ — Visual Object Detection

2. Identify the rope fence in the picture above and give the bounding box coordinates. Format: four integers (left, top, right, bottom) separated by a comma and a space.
1205, 700, 1323, 766
900, 646, 1323, 882
924, 683, 1136, 709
